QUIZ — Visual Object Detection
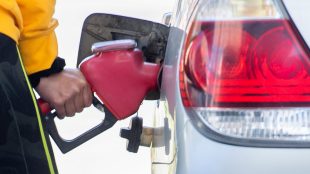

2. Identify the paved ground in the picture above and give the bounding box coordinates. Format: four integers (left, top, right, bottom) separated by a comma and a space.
53, 0, 174, 173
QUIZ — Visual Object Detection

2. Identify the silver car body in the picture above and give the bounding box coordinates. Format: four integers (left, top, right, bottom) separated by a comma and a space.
152, 0, 310, 174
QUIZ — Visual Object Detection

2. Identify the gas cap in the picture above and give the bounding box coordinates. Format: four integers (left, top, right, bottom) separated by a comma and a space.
120, 116, 143, 153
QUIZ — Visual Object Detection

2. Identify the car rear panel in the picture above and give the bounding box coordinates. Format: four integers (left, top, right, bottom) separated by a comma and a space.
157, 0, 310, 173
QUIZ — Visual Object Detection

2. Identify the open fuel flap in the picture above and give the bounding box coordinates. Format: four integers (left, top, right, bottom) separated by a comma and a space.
77, 13, 169, 65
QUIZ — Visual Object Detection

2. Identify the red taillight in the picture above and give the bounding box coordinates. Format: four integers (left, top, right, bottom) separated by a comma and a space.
181, 19, 310, 107
179, 0, 310, 146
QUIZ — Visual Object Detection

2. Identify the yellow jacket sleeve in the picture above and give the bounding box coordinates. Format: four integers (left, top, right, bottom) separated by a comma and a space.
0, 0, 58, 75
0, 1, 22, 43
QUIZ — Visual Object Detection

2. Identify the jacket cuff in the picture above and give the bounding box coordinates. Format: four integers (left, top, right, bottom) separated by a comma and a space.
28, 57, 66, 88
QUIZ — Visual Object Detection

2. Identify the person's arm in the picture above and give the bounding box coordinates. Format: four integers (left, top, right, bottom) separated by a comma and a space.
17, 0, 92, 117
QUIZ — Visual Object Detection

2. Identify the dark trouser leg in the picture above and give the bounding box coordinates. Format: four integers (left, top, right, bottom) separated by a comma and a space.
0, 33, 58, 174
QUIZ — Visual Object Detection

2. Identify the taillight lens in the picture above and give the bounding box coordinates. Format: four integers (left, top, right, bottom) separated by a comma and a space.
180, 0, 310, 146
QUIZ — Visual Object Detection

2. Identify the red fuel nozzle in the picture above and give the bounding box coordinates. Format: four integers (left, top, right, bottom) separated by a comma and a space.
80, 46, 160, 120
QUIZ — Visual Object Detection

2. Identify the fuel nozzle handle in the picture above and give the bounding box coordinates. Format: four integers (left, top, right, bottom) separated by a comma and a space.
38, 97, 117, 153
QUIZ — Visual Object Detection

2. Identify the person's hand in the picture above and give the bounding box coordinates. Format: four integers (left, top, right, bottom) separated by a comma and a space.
36, 68, 93, 119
